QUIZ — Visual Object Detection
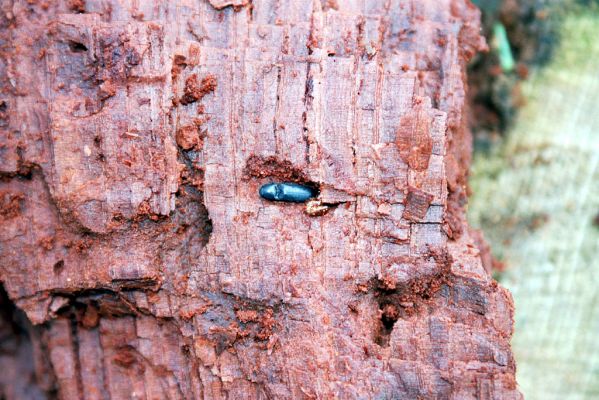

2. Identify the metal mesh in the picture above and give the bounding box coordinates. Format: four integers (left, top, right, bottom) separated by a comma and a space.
468, 9, 599, 399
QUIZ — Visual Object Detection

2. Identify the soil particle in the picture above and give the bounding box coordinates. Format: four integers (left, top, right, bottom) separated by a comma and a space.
235, 309, 260, 323
256, 308, 276, 341
171, 54, 187, 82
39, 237, 55, 251
180, 74, 217, 105
176, 125, 199, 150
176, 118, 208, 150
0, 191, 24, 219
68, 0, 86, 13
244, 155, 310, 183
375, 252, 453, 319
231, 305, 277, 342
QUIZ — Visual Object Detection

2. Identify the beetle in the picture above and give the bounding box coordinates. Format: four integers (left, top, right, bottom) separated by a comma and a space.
259, 182, 331, 216
259, 182, 317, 203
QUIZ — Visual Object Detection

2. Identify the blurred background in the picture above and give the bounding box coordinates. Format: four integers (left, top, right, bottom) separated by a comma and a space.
468, 0, 599, 398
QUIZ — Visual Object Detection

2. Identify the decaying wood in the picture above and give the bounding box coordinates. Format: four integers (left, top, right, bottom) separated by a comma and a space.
0, 0, 521, 398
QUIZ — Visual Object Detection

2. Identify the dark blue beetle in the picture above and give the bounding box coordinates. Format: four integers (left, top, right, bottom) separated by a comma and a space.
259, 182, 316, 203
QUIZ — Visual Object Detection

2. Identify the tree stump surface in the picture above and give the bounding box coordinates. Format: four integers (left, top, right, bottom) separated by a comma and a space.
0, 0, 521, 398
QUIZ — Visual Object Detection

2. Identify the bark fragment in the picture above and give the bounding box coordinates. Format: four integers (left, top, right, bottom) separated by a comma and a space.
397, 98, 434, 171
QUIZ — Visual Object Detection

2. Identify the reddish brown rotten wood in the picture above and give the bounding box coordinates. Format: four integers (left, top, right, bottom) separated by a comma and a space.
0, 0, 520, 399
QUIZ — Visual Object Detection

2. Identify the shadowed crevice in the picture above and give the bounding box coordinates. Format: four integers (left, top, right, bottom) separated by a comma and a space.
0, 284, 57, 399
